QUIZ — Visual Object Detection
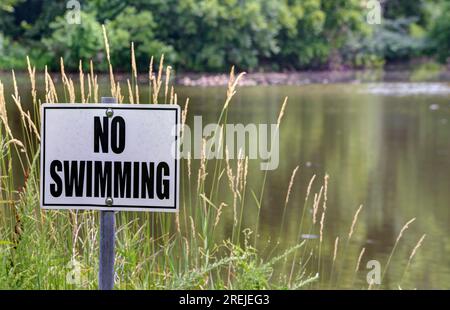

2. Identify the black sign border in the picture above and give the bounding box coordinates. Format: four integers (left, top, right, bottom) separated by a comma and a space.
41, 105, 179, 210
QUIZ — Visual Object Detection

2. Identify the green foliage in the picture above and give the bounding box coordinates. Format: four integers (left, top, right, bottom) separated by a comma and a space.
429, 2, 450, 63
0, 33, 29, 70
228, 242, 272, 290
141, 0, 282, 71
106, 7, 176, 70
42, 12, 104, 71
343, 16, 430, 68
0, 0, 449, 71
371, 18, 427, 60
0, 0, 21, 11
276, 0, 327, 68
384, 0, 439, 26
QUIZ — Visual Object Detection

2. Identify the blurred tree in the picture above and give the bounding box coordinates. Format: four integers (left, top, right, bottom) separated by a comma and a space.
383, 0, 439, 26
43, 11, 104, 71
135, 0, 281, 71
0, 0, 65, 40
0, 0, 23, 36
276, 0, 369, 69
0, 0, 449, 71
106, 7, 176, 70
0, 0, 22, 12
429, 1, 450, 63
0, 32, 28, 70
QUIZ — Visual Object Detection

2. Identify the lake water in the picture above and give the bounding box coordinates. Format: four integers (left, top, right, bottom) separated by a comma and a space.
3, 77, 450, 289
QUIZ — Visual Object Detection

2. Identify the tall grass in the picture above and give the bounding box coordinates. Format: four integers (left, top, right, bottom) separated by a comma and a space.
0, 27, 426, 290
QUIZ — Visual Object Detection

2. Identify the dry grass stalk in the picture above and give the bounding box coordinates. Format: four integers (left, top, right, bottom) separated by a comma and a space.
242, 156, 249, 193
312, 193, 317, 213
68, 78, 76, 103
44, 67, 58, 103
148, 56, 154, 102
319, 211, 325, 243
11, 70, 40, 141
175, 213, 181, 233
225, 147, 238, 225
322, 174, 329, 211
60, 57, 69, 89
396, 218, 416, 244
5, 138, 25, 152
400, 234, 426, 284
44, 66, 49, 103
187, 151, 192, 180
87, 73, 92, 103
127, 79, 135, 104
312, 185, 323, 224
214, 203, 227, 227
89, 60, 99, 103
0, 81, 13, 138
60, 58, 76, 102
164, 65, 172, 104
49, 76, 58, 102
102, 25, 116, 97
131, 42, 140, 104
79, 60, 85, 104
409, 234, 426, 261
183, 237, 190, 258
382, 217, 416, 281
236, 149, 244, 198
131, 42, 137, 77
26, 56, 37, 106
152, 55, 165, 104
348, 204, 364, 240
12, 70, 20, 108
355, 247, 366, 272
244, 155, 249, 187
197, 138, 207, 193
285, 166, 299, 207
115, 81, 124, 103
277, 97, 288, 127
305, 174, 316, 203
189, 216, 196, 238
333, 237, 339, 264
225, 147, 235, 194
181, 98, 189, 139
170, 86, 177, 105
223, 66, 245, 110
169, 86, 174, 104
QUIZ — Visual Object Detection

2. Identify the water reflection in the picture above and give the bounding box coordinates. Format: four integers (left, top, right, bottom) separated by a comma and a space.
183, 84, 450, 289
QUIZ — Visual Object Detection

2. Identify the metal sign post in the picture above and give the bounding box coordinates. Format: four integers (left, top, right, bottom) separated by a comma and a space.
99, 97, 117, 290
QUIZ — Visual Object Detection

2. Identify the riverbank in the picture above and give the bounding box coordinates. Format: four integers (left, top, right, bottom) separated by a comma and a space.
174, 69, 450, 86
3, 67, 450, 88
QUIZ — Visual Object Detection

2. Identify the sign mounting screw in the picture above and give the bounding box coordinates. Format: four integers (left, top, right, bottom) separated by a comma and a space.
105, 197, 114, 207
105, 108, 114, 118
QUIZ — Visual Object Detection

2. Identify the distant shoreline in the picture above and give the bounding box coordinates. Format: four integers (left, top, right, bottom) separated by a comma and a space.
173, 69, 450, 86
4, 68, 450, 87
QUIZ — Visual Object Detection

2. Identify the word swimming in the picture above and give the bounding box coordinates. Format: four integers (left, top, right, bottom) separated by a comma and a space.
49, 160, 170, 199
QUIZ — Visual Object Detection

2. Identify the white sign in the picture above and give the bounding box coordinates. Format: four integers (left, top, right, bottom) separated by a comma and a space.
40, 104, 180, 212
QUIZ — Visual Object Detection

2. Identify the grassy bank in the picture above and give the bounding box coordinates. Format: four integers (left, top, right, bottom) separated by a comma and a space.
0, 29, 426, 289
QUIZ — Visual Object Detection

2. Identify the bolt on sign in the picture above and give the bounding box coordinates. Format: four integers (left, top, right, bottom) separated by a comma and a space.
40, 104, 180, 212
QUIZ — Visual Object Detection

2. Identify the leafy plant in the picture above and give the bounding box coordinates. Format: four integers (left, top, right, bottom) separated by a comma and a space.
43, 12, 104, 71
